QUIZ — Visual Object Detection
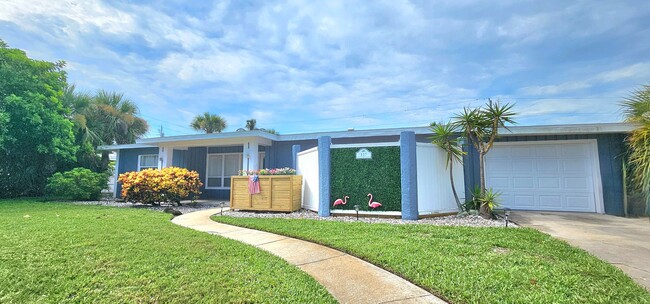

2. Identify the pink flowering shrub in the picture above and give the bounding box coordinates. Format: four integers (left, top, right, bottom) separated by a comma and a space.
239, 167, 297, 176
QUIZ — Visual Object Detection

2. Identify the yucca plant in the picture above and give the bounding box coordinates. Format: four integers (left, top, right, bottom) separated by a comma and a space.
622, 85, 650, 215
453, 99, 516, 218
429, 121, 466, 212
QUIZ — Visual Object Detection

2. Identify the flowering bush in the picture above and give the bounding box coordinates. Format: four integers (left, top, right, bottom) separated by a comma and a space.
118, 167, 202, 205
239, 167, 297, 176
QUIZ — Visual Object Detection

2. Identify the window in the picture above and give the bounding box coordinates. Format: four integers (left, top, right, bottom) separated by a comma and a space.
138, 154, 158, 171
259, 152, 266, 169
206, 153, 242, 188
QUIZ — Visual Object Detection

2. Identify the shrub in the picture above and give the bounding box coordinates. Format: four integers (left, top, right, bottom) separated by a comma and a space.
118, 167, 202, 205
45, 168, 109, 201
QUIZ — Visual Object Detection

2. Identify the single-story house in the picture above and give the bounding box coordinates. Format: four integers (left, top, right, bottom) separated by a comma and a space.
100, 122, 634, 219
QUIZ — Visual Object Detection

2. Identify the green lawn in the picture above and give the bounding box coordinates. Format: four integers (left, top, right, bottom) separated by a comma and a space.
214, 216, 650, 304
0, 200, 335, 303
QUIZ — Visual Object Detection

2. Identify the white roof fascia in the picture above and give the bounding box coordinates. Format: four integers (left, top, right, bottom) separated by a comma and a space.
276, 126, 431, 141
97, 143, 157, 151
100, 123, 635, 150
497, 123, 636, 137
138, 130, 278, 144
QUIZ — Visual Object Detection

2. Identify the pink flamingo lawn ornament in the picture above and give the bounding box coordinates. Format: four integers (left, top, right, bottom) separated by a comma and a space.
367, 193, 382, 209
333, 196, 349, 207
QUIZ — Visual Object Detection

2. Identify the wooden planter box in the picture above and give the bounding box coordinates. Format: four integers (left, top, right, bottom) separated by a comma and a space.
230, 175, 302, 212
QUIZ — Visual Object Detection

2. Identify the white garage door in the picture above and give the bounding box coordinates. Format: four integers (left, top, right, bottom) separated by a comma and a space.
485, 140, 601, 212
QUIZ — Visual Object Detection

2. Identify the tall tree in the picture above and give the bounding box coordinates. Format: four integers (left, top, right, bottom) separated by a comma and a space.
245, 118, 257, 131
90, 90, 149, 170
453, 99, 516, 218
60, 84, 102, 171
191, 112, 227, 133
429, 122, 465, 212
237, 118, 278, 134
622, 85, 650, 215
0, 40, 77, 197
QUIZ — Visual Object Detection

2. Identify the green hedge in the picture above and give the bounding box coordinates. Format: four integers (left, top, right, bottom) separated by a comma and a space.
330, 146, 401, 211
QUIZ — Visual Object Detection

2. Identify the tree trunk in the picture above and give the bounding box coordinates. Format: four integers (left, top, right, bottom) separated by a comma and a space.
100, 151, 110, 172
478, 151, 491, 219
449, 160, 462, 212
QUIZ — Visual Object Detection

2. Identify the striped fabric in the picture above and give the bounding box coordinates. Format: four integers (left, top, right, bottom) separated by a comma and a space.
248, 175, 261, 194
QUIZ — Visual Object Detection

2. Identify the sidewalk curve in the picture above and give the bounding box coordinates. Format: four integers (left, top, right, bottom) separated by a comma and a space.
172, 208, 446, 304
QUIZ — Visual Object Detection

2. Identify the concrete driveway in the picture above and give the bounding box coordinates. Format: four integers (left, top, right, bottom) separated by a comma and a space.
510, 211, 650, 290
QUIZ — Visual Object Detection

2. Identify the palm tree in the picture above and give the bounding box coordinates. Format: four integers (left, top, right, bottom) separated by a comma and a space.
92, 90, 149, 170
191, 112, 227, 133
60, 84, 102, 170
622, 85, 650, 215
453, 99, 516, 218
245, 119, 257, 131
236, 118, 278, 134
429, 122, 465, 212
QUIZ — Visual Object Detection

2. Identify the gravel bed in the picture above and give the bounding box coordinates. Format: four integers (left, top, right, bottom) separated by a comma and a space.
69, 200, 227, 215
219, 209, 516, 227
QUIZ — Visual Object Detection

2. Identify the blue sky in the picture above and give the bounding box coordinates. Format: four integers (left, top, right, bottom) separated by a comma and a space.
1, 1, 649, 137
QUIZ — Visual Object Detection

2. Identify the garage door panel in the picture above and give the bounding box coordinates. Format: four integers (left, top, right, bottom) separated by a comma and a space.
537, 159, 560, 173
486, 141, 598, 213
566, 196, 593, 209
513, 195, 535, 207
513, 177, 534, 189
538, 177, 560, 189
539, 195, 562, 208
564, 177, 589, 190
512, 146, 532, 157
512, 159, 533, 172
535, 145, 558, 157
562, 144, 588, 157
490, 177, 510, 188
562, 159, 589, 173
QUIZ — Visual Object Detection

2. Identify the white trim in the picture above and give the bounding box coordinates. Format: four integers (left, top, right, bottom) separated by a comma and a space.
113, 150, 120, 198
331, 142, 400, 149
416, 142, 435, 147
259, 151, 266, 169
330, 210, 402, 216
137, 154, 158, 171
98, 143, 157, 151
297, 146, 318, 156
101, 123, 635, 151
490, 139, 605, 213
205, 152, 242, 189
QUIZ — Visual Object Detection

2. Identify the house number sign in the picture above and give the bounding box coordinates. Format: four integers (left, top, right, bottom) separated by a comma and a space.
355, 148, 372, 160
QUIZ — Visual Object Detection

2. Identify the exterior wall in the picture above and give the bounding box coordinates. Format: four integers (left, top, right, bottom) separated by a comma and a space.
115, 147, 159, 198
463, 133, 626, 216
270, 135, 404, 168
172, 149, 187, 167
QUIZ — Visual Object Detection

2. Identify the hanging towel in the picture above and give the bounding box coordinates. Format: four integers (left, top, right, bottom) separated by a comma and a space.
248, 175, 261, 194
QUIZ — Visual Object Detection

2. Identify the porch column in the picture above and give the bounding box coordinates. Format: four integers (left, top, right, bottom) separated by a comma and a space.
400, 131, 418, 220
158, 146, 174, 169
318, 136, 331, 217
292, 145, 301, 169
243, 142, 260, 172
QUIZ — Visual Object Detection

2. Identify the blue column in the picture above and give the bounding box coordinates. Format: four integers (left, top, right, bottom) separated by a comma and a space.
318, 136, 331, 217
291, 145, 301, 169
400, 131, 418, 220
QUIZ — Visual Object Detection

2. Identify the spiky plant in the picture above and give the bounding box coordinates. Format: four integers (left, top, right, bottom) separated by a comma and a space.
621, 85, 650, 215
429, 121, 465, 212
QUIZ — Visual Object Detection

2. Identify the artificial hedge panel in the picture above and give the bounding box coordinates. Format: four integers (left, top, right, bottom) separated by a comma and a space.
330, 146, 401, 211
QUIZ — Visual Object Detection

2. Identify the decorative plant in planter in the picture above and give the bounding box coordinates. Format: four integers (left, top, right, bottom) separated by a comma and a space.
239, 167, 297, 176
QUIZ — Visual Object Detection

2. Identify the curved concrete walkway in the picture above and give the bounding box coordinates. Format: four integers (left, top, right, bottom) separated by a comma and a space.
172, 208, 446, 304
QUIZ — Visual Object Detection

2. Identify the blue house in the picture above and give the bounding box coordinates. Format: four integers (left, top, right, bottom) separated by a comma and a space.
100, 122, 634, 217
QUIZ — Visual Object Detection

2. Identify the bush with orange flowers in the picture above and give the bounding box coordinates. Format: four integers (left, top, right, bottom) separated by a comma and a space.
118, 167, 202, 205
